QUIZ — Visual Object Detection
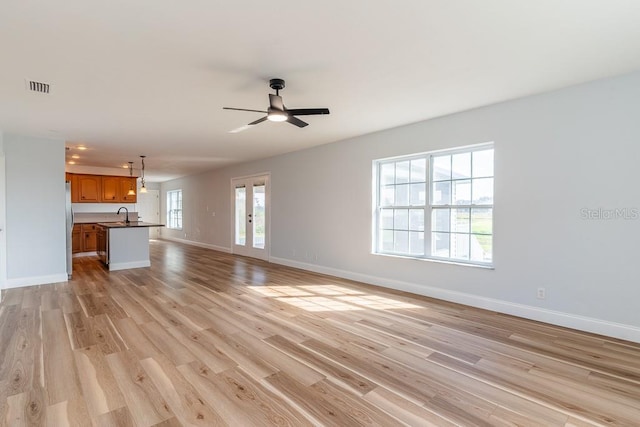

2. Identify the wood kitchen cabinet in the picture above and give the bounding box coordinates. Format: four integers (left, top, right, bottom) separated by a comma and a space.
67, 173, 137, 203
120, 177, 137, 203
101, 176, 121, 202
76, 175, 102, 202
72, 223, 99, 253
72, 225, 82, 253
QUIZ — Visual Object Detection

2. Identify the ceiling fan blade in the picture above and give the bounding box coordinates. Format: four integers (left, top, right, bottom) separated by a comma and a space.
248, 116, 268, 126
269, 94, 285, 111
223, 107, 267, 113
228, 125, 251, 134
285, 108, 330, 116
287, 115, 309, 128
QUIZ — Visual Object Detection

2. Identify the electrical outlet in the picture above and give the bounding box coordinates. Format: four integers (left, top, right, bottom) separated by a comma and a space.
537, 287, 546, 299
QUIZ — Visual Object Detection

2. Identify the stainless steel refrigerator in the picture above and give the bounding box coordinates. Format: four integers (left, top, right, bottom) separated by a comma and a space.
65, 181, 73, 278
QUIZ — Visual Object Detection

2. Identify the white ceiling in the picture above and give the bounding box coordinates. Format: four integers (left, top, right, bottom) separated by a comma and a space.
2, 1, 640, 181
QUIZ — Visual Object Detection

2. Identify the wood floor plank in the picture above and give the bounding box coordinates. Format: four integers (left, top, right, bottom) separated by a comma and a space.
166, 325, 237, 374
105, 350, 174, 427
41, 309, 82, 405
45, 396, 92, 427
73, 345, 126, 419
5, 389, 45, 427
139, 356, 226, 426
96, 406, 136, 427
2, 240, 640, 426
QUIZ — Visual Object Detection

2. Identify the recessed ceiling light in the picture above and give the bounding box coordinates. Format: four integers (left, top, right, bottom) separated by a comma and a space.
77, 145, 87, 150
68, 161, 76, 165
122, 164, 129, 168
71, 154, 80, 159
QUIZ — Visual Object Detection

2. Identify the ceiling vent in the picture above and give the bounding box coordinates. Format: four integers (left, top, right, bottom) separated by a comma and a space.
26, 79, 51, 94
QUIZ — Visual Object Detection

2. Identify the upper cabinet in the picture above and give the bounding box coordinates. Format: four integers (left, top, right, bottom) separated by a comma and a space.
120, 177, 137, 203
77, 175, 102, 202
101, 176, 121, 202
68, 173, 137, 203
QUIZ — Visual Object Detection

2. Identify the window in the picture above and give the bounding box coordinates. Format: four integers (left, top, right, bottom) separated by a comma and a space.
375, 144, 494, 265
166, 189, 183, 229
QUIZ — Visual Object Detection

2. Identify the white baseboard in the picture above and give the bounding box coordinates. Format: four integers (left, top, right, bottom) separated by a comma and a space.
4, 273, 69, 289
109, 260, 150, 271
270, 256, 640, 344
159, 236, 231, 253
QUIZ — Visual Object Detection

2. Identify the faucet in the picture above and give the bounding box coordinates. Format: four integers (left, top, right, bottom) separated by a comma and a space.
117, 207, 130, 224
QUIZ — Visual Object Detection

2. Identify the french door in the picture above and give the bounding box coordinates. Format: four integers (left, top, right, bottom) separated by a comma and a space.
231, 174, 269, 260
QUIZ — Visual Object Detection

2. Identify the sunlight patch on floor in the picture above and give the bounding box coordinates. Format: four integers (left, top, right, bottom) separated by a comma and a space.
249, 285, 421, 312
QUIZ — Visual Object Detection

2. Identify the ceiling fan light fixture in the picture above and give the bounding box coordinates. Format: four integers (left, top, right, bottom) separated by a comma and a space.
267, 109, 287, 122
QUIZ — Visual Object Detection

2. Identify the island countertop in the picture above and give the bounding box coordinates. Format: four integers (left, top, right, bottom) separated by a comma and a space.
97, 221, 165, 228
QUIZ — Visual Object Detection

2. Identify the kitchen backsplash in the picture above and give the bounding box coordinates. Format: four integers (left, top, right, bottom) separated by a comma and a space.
74, 212, 139, 224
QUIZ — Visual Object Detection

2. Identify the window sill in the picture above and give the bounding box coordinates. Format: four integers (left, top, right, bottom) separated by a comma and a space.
372, 252, 494, 270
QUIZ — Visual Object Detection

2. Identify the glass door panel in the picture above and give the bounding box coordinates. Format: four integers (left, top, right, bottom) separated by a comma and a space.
252, 184, 265, 249
232, 175, 269, 260
235, 186, 246, 245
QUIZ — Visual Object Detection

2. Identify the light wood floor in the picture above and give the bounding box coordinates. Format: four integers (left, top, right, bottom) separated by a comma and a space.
1, 241, 640, 426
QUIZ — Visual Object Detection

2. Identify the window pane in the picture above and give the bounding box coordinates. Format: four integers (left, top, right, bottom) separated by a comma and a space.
381, 185, 395, 206
381, 209, 394, 229
410, 158, 426, 182
395, 184, 409, 206
432, 232, 450, 257
451, 208, 470, 233
394, 209, 409, 230
471, 208, 492, 234
410, 183, 426, 205
452, 180, 471, 205
432, 181, 451, 205
472, 178, 493, 205
381, 163, 395, 185
409, 209, 424, 231
472, 149, 494, 178
452, 152, 471, 179
432, 155, 451, 181
451, 233, 470, 260
409, 232, 424, 255
394, 231, 409, 253
471, 234, 492, 262
432, 208, 450, 232
381, 230, 394, 251
396, 161, 410, 184
235, 187, 246, 245
253, 185, 265, 249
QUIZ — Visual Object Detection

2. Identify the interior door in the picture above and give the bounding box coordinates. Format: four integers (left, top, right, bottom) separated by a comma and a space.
232, 175, 269, 260
137, 190, 160, 239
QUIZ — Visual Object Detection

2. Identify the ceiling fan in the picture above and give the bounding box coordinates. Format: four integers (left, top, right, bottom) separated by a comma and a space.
223, 78, 330, 131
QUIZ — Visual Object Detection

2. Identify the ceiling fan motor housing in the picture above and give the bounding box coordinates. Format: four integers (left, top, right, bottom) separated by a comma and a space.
269, 78, 285, 91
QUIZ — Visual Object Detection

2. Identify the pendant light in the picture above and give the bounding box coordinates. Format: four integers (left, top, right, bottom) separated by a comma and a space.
127, 161, 136, 196
139, 155, 147, 193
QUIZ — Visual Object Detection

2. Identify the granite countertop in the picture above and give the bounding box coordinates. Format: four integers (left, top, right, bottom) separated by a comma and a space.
97, 221, 165, 228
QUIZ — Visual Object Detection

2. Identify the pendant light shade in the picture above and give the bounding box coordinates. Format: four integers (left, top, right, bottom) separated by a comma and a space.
127, 162, 136, 196
140, 155, 147, 193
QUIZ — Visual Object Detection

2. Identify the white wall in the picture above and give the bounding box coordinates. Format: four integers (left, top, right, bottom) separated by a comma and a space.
4, 134, 67, 287
0, 132, 6, 289
161, 71, 640, 342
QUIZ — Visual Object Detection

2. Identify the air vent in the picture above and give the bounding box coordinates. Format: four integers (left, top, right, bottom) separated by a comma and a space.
26, 79, 51, 94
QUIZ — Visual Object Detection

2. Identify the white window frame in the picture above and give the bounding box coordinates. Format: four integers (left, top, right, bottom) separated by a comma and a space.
166, 189, 183, 230
373, 143, 494, 267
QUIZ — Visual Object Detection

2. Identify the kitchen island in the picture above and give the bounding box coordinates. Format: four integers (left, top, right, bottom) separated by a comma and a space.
97, 221, 164, 271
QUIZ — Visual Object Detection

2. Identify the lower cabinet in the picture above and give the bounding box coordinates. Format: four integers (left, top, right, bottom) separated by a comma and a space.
72, 226, 82, 253
73, 223, 99, 253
